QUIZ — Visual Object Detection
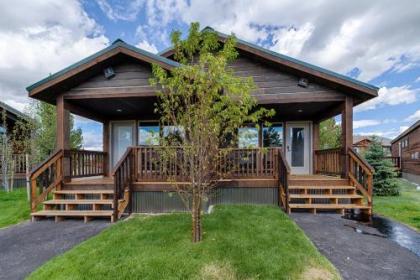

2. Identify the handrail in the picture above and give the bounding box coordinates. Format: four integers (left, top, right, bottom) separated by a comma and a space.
29, 150, 64, 212
277, 148, 290, 213
112, 147, 135, 221
348, 148, 374, 215
349, 148, 374, 174
383, 156, 401, 170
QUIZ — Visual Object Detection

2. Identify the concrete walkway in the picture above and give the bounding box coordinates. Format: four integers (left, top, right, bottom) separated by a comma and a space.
291, 213, 420, 280
0, 220, 108, 280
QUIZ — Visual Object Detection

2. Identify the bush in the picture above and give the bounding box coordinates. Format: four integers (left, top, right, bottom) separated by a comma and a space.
365, 137, 399, 196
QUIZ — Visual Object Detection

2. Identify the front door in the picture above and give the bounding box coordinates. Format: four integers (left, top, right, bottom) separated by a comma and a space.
286, 122, 311, 174
111, 121, 136, 167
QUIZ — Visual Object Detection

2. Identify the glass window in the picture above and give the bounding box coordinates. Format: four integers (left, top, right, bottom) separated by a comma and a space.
238, 127, 259, 148
0, 125, 5, 135
262, 124, 283, 147
138, 122, 160, 145
291, 127, 305, 167
162, 125, 185, 145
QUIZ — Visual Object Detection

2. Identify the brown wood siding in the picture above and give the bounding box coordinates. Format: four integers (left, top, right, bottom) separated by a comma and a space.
65, 61, 155, 98
392, 126, 420, 175
229, 55, 346, 101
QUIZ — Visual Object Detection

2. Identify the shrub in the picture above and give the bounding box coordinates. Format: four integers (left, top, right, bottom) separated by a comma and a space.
365, 137, 399, 196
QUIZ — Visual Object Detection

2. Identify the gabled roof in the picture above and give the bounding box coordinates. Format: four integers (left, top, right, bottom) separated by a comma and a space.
353, 135, 391, 146
391, 120, 420, 144
0, 100, 29, 121
27, 39, 180, 98
159, 26, 379, 99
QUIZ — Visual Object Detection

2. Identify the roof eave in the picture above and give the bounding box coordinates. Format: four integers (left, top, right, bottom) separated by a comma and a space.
27, 40, 180, 97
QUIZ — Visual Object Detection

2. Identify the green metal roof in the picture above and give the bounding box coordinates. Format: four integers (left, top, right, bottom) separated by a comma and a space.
26, 39, 180, 93
158, 26, 379, 93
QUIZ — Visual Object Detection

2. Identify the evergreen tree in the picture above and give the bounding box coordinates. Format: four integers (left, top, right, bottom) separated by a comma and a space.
365, 137, 399, 196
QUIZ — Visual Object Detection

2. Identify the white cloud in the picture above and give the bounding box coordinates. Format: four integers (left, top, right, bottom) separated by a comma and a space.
415, 76, 420, 83
353, 119, 381, 129
96, 0, 145, 21
0, 0, 109, 111
355, 86, 418, 112
357, 129, 399, 139
137, 0, 420, 83
399, 126, 409, 133
405, 110, 420, 122
136, 40, 158, 53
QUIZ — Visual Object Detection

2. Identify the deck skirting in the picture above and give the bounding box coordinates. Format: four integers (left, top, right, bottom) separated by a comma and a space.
131, 187, 279, 213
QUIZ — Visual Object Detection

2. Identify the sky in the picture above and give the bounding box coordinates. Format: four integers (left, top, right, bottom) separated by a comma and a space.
0, 0, 419, 150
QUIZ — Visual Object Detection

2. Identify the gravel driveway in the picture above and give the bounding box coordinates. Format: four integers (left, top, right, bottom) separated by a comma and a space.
0, 220, 108, 280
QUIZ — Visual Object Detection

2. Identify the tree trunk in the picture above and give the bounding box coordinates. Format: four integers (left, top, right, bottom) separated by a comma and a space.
191, 188, 202, 243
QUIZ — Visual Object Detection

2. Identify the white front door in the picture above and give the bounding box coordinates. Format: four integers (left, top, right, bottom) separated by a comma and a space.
286, 122, 311, 174
111, 121, 136, 167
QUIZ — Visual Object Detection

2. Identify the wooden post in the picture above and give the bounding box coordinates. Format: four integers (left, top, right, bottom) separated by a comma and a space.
313, 121, 320, 174
56, 94, 71, 182
103, 120, 110, 177
341, 96, 353, 178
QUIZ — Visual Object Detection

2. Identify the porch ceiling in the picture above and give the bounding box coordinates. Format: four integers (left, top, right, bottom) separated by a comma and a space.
66, 97, 341, 122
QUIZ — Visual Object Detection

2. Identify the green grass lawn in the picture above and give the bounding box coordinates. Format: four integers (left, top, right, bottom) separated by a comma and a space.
28, 205, 339, 280
0, 188, 30, 228
374, 179, 420, 231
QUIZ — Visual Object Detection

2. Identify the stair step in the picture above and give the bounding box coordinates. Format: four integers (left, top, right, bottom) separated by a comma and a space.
31, 210, 113, 217
289, 185, 355, 190
43, 199, 113, 205
53, 190, 113, 195
289, 194, 362, 199
289, 204, 370, 209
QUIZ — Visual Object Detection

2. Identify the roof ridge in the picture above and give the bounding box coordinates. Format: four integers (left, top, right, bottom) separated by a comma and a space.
158, 26, 379, 92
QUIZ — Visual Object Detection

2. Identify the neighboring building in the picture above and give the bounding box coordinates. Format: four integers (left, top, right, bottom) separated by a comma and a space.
353, 135, 392, 155
0, 100, 28, 136
0, 101, 30, 188
27, 27, 378, 222
391, 120, 420, 184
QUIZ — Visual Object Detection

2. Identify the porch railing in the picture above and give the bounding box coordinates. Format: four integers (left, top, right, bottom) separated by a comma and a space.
112, 147, 135, 220
134, 146, 278, 181
348, 148, 374, 213
29, 150, 64, 212
277, 149, 290, 212
0, 153, 30, 174
314, 148, 342, 176
383, 156, 401, 171
67, 149, 106, 178
218, 148, 277, 178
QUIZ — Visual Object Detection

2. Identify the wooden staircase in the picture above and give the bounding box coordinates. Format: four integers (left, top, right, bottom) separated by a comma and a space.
287, 176, 371, 214
31, 186, 119, 223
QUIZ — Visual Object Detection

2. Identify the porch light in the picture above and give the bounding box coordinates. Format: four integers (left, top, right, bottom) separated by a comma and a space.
298, 78, 309, 88
116, 109, 123, 112
104, 66, 115, 79
297, 109, 303, 113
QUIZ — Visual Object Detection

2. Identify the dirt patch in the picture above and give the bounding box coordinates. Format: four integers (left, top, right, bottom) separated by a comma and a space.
300, 266, 336, 280
199, 262, 237, 280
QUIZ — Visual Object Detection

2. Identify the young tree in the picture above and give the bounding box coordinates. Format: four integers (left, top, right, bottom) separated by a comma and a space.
29, 101, 83, 162
365, 137, 399, 196
319, 118, 341, 149
151, 23, 274, 242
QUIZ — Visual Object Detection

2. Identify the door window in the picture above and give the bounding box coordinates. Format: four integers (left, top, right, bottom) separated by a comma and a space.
291, 127, 304, 167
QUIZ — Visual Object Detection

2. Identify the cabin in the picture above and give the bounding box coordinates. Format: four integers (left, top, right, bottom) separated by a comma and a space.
391, 120, 420, 184
0, 101, 30, 188
353, 135, 391, 156
27, 28, 378, 223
